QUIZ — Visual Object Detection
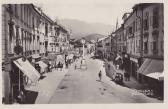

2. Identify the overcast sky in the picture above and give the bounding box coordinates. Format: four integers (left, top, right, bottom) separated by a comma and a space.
3, 0, 162, 26
35, 0, 138, 26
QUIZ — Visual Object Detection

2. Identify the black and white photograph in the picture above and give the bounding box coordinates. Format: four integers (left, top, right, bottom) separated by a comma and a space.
1, 0, 165, 105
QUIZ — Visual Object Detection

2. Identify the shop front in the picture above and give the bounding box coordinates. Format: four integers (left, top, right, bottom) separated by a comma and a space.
130, 57, 141, 79
32, 54, 47, 74
137, 58, 164, 99
9, 57, 40, 103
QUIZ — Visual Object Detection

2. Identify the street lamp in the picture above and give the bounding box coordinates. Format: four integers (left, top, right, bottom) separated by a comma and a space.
81, 39, 86, 59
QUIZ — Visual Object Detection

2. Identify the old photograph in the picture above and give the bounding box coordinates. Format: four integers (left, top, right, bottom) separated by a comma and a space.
1, 0, 164, 104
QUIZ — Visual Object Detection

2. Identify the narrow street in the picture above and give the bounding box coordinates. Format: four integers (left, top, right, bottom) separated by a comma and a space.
49, 55, 161, 103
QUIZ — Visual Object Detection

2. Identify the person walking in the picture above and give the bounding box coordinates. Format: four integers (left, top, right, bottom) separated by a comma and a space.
98, 70, 102, 81
122, 54, 131, 81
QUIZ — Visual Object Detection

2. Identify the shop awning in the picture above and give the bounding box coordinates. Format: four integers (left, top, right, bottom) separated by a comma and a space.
32, 54, 41, 59
137, 59, 152, 73
142, 59, 163, 74
36, 61, 48, 69
115, 55, 121, 61
57, 55, 65, 63
47, 53, 57, 60
138, 59, 164, 80
146, 72, 164, 81
13, 58, 40, 83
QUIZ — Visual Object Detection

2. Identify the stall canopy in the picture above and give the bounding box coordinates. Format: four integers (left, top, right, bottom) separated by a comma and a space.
57, 55, 65, 63
115, 55, 121, 61
137, 59, 164, 81
146, 72, 164, 81
36, 61, 48, 69
32, 54, 41, 59
13, 58, 40, 83
137, 59, 152, 74
48, 53, 57, 60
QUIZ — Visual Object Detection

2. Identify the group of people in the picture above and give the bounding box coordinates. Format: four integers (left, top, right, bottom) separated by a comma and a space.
114, 53, 131, 81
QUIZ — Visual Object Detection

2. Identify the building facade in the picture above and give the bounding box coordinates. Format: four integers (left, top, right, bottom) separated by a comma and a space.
102, 36, 112, 60
123, 4, 143, 79
110, 3, 164, 98
2, 4, 70, 104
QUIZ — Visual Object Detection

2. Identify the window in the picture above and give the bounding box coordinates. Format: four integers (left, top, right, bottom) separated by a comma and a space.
105, 43, 110, 46
21, 5, 23, 20
144, 19, 149, 30
32, 16, 35, 28
144, 41, 148, 54
135, 19, 138, 32
144, 12, 149, 30
133, 21, 135, 33
152, 41, 158, 54
153, 7, 159, 28
45, 23, 48, 36
15, 4, 18, 17
129, 27, 132, 34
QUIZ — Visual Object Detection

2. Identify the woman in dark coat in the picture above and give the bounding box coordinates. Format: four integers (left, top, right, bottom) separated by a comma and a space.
122, 54, 131, 81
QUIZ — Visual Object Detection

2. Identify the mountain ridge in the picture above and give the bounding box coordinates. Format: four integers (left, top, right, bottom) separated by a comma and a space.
59, 19, 114, 39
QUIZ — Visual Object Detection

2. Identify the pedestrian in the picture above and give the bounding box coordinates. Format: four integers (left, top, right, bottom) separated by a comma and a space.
108, 64, 110, 70
98, 70, 102, 81
60, 63, 63, 71
122, 54, 131, 81
75, 63, 77, 69
66, 61, 68, 69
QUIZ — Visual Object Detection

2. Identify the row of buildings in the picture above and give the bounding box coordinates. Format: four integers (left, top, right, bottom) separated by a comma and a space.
2, 4, 70, 104
96, 3, 164, 98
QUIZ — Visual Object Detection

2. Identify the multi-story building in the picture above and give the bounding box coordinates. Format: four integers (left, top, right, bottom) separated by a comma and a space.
123, 4, 143, 79
55, 25, 70, 54
2, 4, 44, 104
95, 37, 105, 58
137, 3, 164, 84
41, 13, 54, 55
111, 33, 118, 60
102, 36, 111, 60
2, 4, 70, 104
136, 3, 164, 98
113, 24, 126, 56
110, 3, 164, 98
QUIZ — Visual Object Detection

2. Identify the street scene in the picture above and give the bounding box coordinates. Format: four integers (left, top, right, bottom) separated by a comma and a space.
1, 2, 164, 104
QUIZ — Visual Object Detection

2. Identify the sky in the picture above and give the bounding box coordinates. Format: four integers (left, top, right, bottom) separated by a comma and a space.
34, 0, 140, 26
2, 0, 164, 26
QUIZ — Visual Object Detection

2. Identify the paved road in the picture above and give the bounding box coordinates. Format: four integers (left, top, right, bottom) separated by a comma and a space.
49, 55, 162, 103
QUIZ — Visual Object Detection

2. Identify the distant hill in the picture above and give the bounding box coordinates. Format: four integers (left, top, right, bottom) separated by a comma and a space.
59, 19, 114, 39
83, 34, 106, 42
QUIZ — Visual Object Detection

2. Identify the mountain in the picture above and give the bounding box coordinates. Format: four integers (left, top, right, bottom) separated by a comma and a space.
59, 19, 114, 39
83, 33, 106, 42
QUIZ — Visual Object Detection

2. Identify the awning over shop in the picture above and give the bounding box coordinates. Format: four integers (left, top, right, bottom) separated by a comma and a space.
137, 59, 151, 73
146, 72, 164, 81
142, 59, 163, 74
47, 53, 57, 60
67, 54, 74, 60
115, 55, 121, 61
13, 58, 40, 83
137, 59, 164, 80
36, 61, 48, 69
32, 54, 41, 59
57, 55, 65, 63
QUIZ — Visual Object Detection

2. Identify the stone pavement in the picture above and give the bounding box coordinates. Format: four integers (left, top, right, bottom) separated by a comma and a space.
25, 67, 69, 104
104, 60, 148, 90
